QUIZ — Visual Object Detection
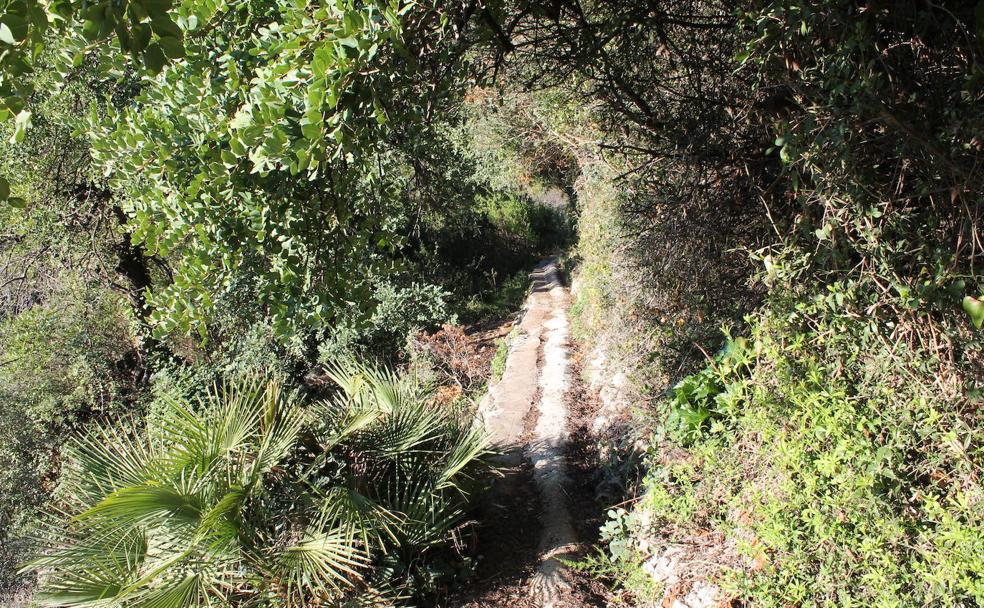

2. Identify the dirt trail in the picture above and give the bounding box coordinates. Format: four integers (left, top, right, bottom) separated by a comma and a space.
459, 257, 602, 608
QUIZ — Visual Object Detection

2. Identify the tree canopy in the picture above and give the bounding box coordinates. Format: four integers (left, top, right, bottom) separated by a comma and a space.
0, 0, 491, 338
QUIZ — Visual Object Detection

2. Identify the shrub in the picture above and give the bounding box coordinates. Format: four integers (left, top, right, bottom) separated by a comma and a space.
461, 269, 532, 324
407, 324, 487, 394
481, 192, 536, 244
663, 337, 751, 445
624, 298, 983, 606
0, 286, 137, 597
29, 365, 492, 606
481, 191, 573, 254
368, 282, 456, 353
315, 282, 458, 365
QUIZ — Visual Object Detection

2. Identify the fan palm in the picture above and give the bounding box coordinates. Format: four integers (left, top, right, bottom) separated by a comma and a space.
28, 364, 492, 607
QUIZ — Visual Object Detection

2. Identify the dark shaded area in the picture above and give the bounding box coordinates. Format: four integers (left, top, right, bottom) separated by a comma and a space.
448, 456, 544, 608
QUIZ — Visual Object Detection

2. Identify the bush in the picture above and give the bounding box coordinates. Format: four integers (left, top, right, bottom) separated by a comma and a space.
663, 337, 751, 446
0, 285, 137, 598
370, 282, 456, 349
480, 186, 573, 255
309, 282, 456, 367
29, 366, 492, 606
619, 293, 983, 606
461, 268, 532, 324
407, 324, 488, 394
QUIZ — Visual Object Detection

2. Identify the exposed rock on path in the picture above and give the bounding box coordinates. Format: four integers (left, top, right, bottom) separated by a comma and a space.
460, 257, 600, 608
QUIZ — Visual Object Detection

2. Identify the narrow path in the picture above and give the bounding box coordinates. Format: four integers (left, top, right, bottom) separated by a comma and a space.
461, 257, 597, 608
527, 261, 578, 608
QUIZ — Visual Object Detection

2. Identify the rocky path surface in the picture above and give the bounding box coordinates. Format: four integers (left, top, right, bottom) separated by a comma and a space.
457, 257, 603, 608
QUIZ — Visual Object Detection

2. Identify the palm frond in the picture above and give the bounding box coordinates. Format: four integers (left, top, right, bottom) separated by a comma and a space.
155, 378, 262, 480
352, 398, 446, 460
315, 486, 402, 551
248, 380, 307, 487
30, 529, 145, 607
435, 423, 492, 493
312, 400, 381, 450
34, 565, 125, 607
31, 368, 492, 607
77, 485, 202, 533
30, 524, 147, 573
67, 423, 161, 505
125, 573, 206, 608
195, 488, 245, 553
322, 359, 425, 415
272, 525, 369, 605
382, 473, 465, 552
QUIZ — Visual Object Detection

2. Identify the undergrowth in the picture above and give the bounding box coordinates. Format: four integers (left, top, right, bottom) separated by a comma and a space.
608, 281, 983, 606
489, 327, 517, 384
492, 2, 984, 605
461, 268, 532, 325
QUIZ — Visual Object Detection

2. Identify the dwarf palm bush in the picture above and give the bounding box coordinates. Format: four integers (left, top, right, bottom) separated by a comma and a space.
29, 363, 491, 607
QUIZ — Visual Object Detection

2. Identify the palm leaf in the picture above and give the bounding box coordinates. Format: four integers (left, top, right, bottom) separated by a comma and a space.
77, 485, 202, 532
435, 423, 492, 492
381, 473, 465, 552
31, 368, 490, 607
67, 423, 161, 505
126, 573, 206, 608
315, 485, 402, 551
31, 527, 146, 607
248, 381, 307, 487
35, 566, 125, 607
272, 525, 369, 605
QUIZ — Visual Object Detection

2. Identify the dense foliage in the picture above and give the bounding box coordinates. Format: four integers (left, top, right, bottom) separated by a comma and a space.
0, 2, 570, 598
1, 0, 564, 341
32, 366, 490, 606
460, 0, 984, 606
0, 0, 980, 606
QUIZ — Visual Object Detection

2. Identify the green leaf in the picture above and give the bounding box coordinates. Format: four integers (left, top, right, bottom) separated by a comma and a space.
946, 279, 966, 301
276, 526, 368, 592
132, 23, 152, 52
81, 18, 101, 42
49, 0, 73, 18
0, 176, 8, 200
779, 144, 792, 163
127, 1, 148, 21
8, 197, 26, 208
11, 109, 31, 143
158, 35, 184, 58
140, 0, 173, 17
0, 23, 14, 44
142, 43, 166, 74
28, 5, 47, 32
150, 14, 182, 39
0, 14, 27, 42
963, 295, 984, 329
79, 485, 202, 527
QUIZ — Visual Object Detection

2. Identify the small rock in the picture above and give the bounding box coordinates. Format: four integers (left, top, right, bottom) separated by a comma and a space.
669, 581, 718, 608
